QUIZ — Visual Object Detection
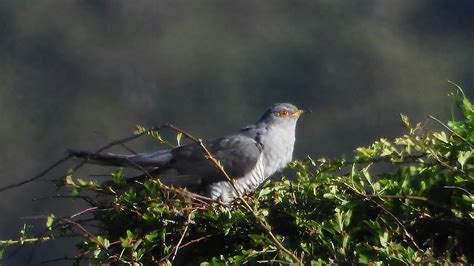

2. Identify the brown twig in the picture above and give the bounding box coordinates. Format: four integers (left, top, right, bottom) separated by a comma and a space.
159, 234, 213, 263
70, 207, 99, 219
59, 218, 95, 239
177, 234, 212, 250
171, 210, 195, 262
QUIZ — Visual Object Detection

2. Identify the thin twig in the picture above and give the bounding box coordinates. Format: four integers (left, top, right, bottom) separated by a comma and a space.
428, 115, 473, 148
159, 234, 213, 263
171, 210, 195, 262
444, 186, 473, 196
59, 218, 95, 239
257, 259, 293, 265
0, 156, 71, 192
91, 126, 159, 154
177, 234, 212, 249
70, 207, 99, 219
119, 143, 137, 155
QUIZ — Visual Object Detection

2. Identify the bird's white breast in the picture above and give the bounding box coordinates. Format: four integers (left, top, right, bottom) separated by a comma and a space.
261, 125, 295, 177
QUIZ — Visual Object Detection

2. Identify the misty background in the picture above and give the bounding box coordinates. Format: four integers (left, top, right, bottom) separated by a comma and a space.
0, 1, 473, 264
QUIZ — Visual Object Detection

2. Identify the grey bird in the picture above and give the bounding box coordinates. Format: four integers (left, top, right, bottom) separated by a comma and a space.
70, 103, 303, 202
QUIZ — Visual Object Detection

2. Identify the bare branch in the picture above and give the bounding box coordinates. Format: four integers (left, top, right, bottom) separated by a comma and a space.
0, 156, 71, 192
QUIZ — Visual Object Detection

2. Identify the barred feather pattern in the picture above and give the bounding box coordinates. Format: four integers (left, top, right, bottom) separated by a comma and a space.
205, 155, 266, 202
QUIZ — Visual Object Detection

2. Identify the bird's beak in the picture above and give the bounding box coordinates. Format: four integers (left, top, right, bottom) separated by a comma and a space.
292, 109, 304, 117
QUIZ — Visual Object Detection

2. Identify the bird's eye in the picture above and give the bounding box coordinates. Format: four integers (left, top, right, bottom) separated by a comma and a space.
278, 110, 290, 116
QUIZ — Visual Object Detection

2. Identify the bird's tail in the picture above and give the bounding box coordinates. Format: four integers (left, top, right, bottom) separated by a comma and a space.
68, 149, 173, 168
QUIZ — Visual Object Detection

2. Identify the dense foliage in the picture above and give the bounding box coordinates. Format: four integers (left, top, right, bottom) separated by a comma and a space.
1, 90, 473, 264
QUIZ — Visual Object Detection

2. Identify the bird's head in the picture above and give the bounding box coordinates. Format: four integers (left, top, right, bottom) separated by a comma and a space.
258, 103, 304, 127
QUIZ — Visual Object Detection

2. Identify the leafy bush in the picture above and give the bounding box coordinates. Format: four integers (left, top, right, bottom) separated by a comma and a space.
1, 89, 473, 265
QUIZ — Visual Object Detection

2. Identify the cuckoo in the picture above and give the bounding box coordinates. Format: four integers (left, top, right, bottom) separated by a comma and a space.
70, 103, 303, 202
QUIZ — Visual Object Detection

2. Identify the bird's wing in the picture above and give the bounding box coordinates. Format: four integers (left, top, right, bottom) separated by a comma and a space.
70, 134, 262, 186
169, 134, 263, 183
69, 149, 173, 167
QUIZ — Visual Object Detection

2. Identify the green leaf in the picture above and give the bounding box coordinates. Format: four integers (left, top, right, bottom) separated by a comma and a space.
145, 230, 159, 242
258, 187, 272, 198
93, 248, 101, 258
400, 113, 410, 128
176, 132, 183, 146
65, 173, 75, 186
103, 238, 110, 249
379, 231, 389, 248
0, 244, 6, 260
46, 214, 55, 230
457, 151, 472, 169
112, 168, 124, 184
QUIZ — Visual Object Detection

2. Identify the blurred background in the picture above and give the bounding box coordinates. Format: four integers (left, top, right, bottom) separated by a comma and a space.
0, 0, 473, 264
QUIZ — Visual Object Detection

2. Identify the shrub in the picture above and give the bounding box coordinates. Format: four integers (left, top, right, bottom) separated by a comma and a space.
1, 88, 473, 265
